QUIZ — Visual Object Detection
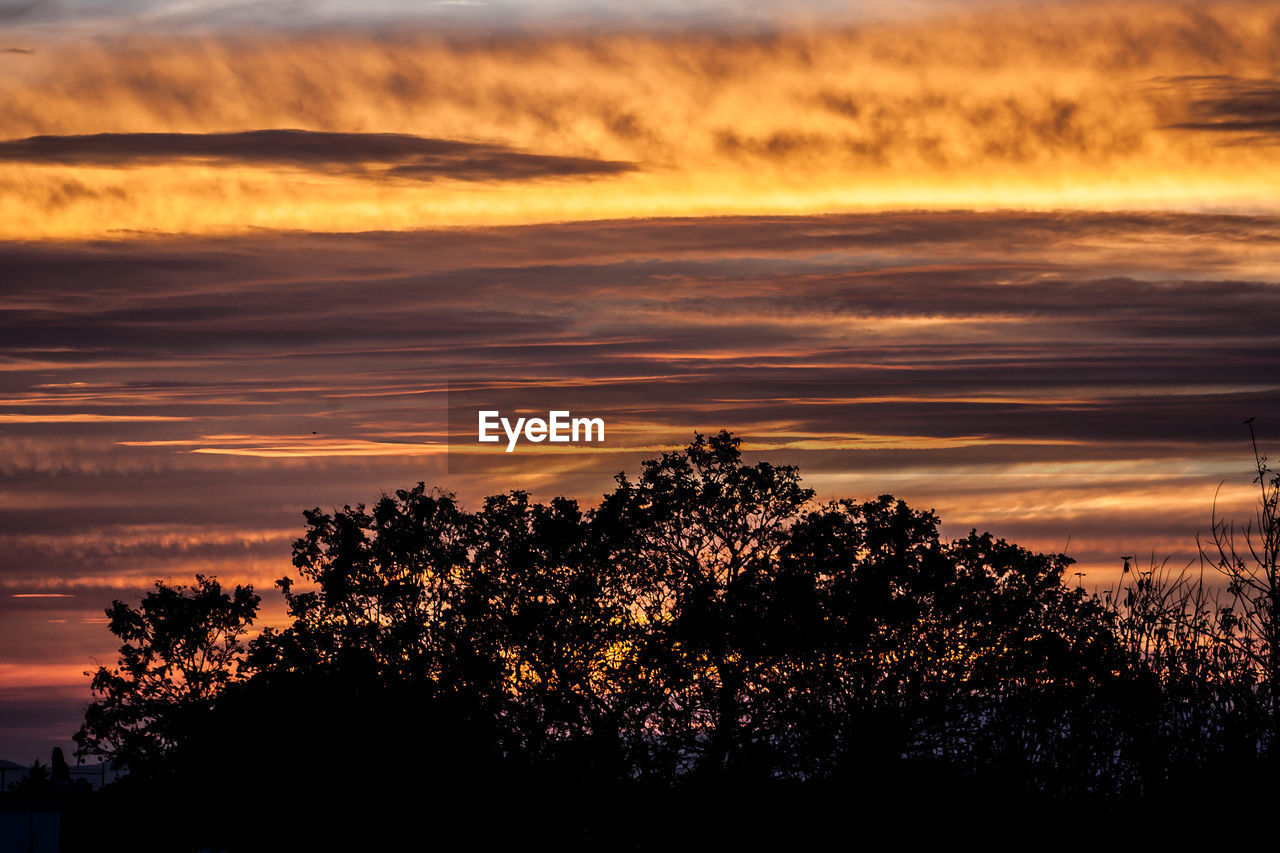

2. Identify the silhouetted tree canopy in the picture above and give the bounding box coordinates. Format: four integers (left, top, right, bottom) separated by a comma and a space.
68, 429, 1280, 850
74, 574, 259, 773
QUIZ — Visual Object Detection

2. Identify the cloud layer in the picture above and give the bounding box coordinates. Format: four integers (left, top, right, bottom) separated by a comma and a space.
3, 2, 1280, 237
3, 211, 1274, 623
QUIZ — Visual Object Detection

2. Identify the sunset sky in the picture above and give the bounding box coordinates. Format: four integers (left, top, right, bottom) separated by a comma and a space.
2, 0, 1278, 759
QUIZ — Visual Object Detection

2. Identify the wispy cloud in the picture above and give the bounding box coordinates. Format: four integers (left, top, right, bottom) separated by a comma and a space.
1, 212, 1274, 596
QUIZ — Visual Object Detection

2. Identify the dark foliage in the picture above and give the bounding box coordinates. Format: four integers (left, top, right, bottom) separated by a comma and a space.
61, 429, 1280, 849
73, 574, 260, 773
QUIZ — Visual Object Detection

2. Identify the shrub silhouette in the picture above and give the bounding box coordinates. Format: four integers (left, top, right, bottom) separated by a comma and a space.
69, 429, 1280, 849
6, 759, 50, 795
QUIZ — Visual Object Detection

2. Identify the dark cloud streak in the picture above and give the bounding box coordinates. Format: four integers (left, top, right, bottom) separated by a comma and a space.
1161, 75, 1280, 139
0, 129, 636, 182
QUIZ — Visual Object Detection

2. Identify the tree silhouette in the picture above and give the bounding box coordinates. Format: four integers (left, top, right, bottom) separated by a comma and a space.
266, 485, 477, 685
1097, 424, 1280, 792
1203, 422, 1280, 746
74, 574, 260, 771
6, 759, 49, 795
66, 429, 1280, 849
593, 430, 816, 778
50, 747, 71, 786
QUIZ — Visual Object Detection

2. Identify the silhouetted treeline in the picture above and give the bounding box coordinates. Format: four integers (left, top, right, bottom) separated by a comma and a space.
63, 430, 1280, 849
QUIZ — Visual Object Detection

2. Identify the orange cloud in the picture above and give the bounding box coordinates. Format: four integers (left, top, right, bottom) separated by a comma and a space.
1, 1, 1279, 238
